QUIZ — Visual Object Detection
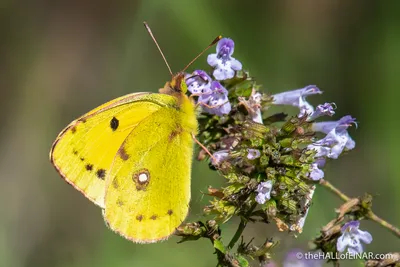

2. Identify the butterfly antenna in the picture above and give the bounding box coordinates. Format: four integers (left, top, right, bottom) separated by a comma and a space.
144, 22, 173, 76
181, 35, 222, 72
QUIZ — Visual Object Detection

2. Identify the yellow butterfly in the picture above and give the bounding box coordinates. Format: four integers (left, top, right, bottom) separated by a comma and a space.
50, 24, 220, 243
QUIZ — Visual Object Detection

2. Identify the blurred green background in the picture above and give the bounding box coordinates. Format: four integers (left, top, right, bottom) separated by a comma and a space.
1, 1, 399, 266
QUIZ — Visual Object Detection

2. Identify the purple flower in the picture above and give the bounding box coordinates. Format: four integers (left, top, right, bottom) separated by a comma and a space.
211, 150, 229, 165
308, 115, 356, 159
247, 149, 261, 160
308, 158, 325, 181
307, 102, 336, 121
337, 221, 372, 254
255, 181, 273, 204
312, 115, 357, 134
207, 38, 242, 80
201, 81, 231, 116
309, 163, 324, 181
272, 85, 322, 117
185, 70, 212, 94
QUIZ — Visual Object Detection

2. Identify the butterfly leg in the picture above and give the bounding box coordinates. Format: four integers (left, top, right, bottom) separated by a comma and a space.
189, 92, 229, 110
191, 133, 218, 164
195, 100, 230, 110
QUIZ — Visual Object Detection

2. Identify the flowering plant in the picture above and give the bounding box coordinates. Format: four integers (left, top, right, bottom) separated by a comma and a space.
176, 38, 400, 267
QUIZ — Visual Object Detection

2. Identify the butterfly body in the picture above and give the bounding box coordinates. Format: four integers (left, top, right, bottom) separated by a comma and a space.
50, 73, 198, 243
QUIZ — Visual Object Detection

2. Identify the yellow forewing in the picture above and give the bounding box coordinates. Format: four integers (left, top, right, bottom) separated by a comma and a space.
50, 93, 177, 208
103, 105, 195, 243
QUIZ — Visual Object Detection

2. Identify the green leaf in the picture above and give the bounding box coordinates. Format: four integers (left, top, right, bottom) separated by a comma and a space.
223, 183, 244, 195
236, 254, 249, 267
213, 239, 226, 254
234, 81, 253, 97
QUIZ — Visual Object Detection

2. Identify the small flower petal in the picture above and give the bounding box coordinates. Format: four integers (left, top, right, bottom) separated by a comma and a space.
336, 234, 351, 253
247, 149, 261, 160
330, 138, 347, 159
307, 103, 336, 121
345, 137, 356, 150
309, 163, 324, 181
230, 58, 242, 71
211, 150, 229, 165
341, 221, 360, 232
255, 194, 267, 205
255, 181, 273, 204
186, 70, 212, 94
315, 157, 326, 168
216, 38, 235, 57
357, 229, 373, 244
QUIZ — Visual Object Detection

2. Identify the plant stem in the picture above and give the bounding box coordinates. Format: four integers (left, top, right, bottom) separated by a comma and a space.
228, 219, 247, 250
367, 212, 400, 238
319, 179, 349, 202
320, 179, 400, 238
227, 203, 257, 249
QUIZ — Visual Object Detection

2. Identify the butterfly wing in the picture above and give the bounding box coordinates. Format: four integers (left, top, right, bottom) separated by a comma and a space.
50, 93, 173, 208
103, 103, 195, 243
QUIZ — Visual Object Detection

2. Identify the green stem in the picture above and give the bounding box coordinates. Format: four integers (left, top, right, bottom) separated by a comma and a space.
227, 203, 257, 250
367, 212, 400, 238
320, 179, 400, 238
319, 179, 349, 202
228, 219, 247, 250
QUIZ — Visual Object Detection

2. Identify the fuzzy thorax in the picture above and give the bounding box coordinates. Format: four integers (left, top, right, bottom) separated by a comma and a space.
159, 72, 198, 136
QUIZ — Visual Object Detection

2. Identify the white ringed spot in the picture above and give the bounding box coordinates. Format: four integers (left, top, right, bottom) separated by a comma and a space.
138, 173, 148, 183
133, 168, 150, 190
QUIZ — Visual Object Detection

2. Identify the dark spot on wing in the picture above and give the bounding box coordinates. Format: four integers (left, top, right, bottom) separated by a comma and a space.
85, 164, 93, 171
117, 146, 129, 161
112, 178, 119, 189
150, 215, 157, 220
110, 117, 119, 131
71, 126, 77, 133
136, 215, 143, 221
116, 199, 124, 206
80, 157, 85, 161
168, 126, 182, 142
96, 169, 106, 179
73, 149, 78, 155
167, 210, 173, 216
